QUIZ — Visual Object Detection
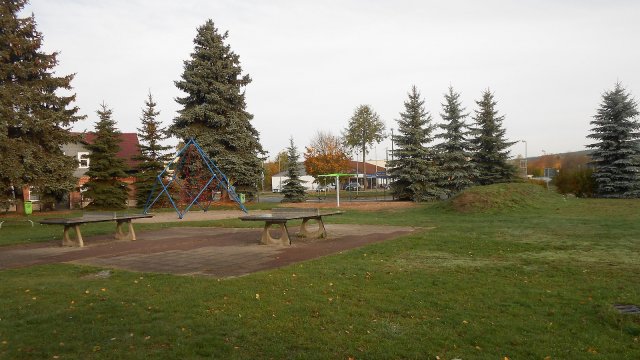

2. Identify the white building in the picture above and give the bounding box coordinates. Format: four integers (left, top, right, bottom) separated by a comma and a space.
271, 165, 317, 192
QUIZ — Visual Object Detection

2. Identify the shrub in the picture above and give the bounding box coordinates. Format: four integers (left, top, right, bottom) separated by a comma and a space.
553, 168, 595, 197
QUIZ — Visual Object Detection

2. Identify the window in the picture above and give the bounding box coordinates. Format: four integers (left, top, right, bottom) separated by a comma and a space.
78, 152, 90, 168
28, 187, 40, 201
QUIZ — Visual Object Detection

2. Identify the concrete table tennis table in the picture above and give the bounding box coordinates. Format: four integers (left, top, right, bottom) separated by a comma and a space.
40, 213, 153, 247
239, 208, 343, 245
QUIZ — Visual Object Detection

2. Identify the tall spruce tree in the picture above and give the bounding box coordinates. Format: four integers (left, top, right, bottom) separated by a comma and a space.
170, 20, 264, 197
387, 86, 443, 201
470, 89, 517, 185
134, 92, 172, 206
0, 0, 84, 212
343, 104, 386, 188
281, 138, 306, 203
437, 86, 476, 196
587, 83, 640, 198
83, 103, 129, 210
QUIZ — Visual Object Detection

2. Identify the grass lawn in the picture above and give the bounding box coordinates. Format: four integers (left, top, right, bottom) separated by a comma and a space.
0, 184, 639, 359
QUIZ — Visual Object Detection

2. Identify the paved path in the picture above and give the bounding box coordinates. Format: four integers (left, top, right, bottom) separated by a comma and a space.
0, 224, 417, 278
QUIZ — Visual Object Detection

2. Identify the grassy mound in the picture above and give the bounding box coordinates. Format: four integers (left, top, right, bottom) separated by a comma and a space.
448, 182, 564, 213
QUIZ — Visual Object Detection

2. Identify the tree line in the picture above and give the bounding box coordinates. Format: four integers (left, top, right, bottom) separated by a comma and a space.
283, 80, 640, 201
388, 86, 517, 201
2, 0, 639, 212
280, 86, 517, 202
1, 2, 264, 210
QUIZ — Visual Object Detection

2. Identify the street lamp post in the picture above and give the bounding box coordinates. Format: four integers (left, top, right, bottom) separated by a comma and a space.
521, 140, 528, 177
278, 154, 282, 191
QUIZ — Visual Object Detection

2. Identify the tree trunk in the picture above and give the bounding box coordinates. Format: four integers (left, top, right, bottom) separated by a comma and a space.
15, 196, 25, 215
362, 146, 367, 189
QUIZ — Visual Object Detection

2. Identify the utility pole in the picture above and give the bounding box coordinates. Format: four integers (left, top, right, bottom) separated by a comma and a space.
362, 126, 366, 189
391, 128, 395, 161
374, 147, 378, 189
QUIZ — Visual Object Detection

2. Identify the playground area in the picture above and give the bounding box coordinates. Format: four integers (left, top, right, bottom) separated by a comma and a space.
1, 186, 639, 359
0, 215, 416, 277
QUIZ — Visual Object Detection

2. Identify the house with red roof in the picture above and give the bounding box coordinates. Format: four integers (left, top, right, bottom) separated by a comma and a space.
61, 133, 142, 208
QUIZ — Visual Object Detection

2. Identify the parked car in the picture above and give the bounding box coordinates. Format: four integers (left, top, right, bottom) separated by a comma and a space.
343, 182, 363, 191
316, 185, 328, 192
272, 186, 280, 193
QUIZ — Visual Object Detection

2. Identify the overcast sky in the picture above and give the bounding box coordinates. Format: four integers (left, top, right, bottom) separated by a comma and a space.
23, 0, 640, 160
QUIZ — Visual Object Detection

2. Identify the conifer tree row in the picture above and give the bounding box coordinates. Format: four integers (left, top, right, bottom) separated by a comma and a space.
387, 87, 517, 200
0, 0, 83, 211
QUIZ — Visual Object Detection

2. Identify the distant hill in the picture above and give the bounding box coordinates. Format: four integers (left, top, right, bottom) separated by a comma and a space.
524, 149, 592, 162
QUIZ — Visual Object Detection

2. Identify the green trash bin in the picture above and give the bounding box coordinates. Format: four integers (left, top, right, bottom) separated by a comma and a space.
24, 201, 33, 215
239, 193, 245, 204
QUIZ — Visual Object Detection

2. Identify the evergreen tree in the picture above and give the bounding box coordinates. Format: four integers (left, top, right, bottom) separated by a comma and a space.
83, 103, 129, 210
134, 92, 172, 206
437, 86, 476, 196
387, 86, 443, 201
343, 104, 386, 188
281, 138, 306, 203
470, 89, 517, 185
587, 83, 640, 198
169, 20, 264, 198
0, 0, 84, 212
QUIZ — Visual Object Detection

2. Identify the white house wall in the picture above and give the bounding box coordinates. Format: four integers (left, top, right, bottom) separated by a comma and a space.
271, 175, 317, 191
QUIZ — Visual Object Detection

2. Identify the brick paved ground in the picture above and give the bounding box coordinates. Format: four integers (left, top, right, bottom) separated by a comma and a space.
0, 224, 417, 278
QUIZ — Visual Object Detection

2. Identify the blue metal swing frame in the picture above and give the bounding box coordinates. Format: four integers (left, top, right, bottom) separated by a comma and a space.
143, 138, 248, 218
